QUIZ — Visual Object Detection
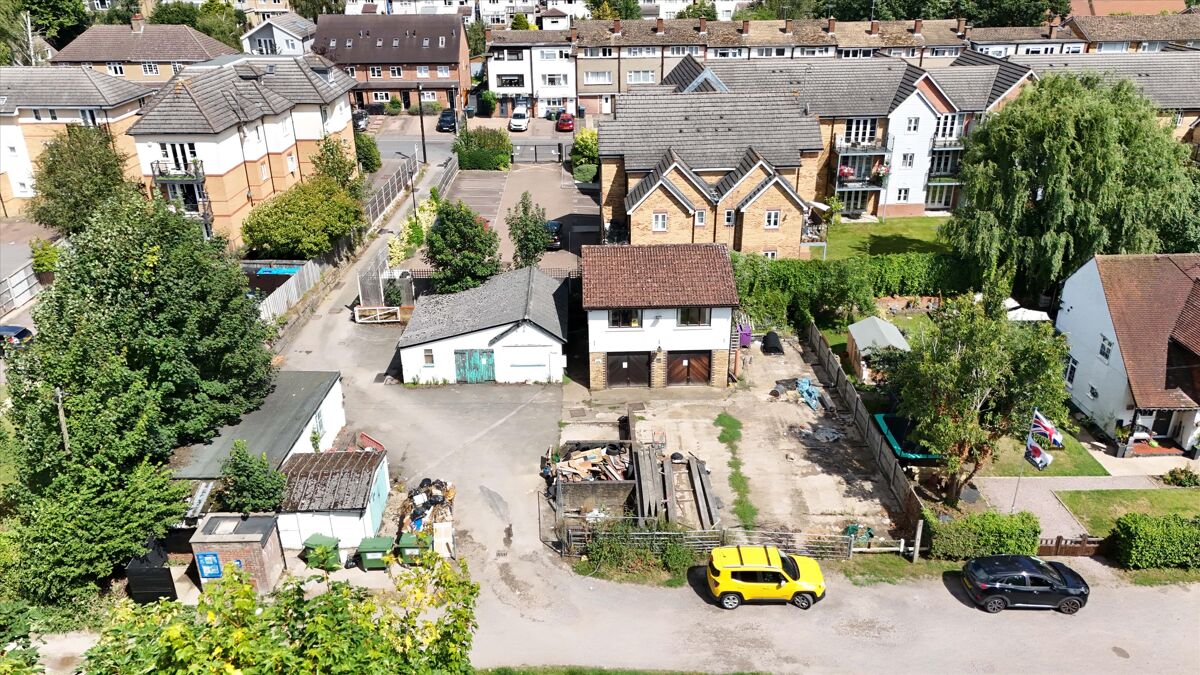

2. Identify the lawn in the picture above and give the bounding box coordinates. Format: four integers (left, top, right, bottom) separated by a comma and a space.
1055, 488, 1200, 536
825, 216, 952, 259
824, 554, 961, 586
1120, 567, 1200, 587
981, 434, 1109, 478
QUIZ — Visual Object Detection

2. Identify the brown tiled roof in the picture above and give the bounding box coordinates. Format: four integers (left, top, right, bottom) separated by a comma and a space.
1069, 0, 1187, 17
581, 244, 738, 309
1095, 254, 1200, 409
968, 25, 1083, 43
51, 24, 238, 64
1064, 13, 1200, 42
280, 451, 386, 512
1172, 281, 1200, 355
573, 18, 966, 48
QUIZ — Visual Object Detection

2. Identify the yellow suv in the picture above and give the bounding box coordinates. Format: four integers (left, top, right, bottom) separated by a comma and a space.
707, 545, 826, 610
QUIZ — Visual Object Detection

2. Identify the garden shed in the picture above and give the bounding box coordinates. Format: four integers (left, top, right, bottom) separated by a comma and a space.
276, 450, 390, 561
847, 317, 910, 384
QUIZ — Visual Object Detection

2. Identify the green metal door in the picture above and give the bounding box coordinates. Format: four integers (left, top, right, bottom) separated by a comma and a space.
454, 349, 496, 383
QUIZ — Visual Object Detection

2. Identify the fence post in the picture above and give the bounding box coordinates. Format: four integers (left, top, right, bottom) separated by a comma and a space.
1054, 535, 1063, 555
846, 535, 854, 559
912, 519, 923, 563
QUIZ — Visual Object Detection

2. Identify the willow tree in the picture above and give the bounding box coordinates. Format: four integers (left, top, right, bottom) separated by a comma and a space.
944, 74, 1200, 293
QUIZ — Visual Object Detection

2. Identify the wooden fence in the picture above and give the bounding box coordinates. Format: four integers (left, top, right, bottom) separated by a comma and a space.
248, 260, 322, 322
804, 323, 925, 531
1038, 535, 1104, 557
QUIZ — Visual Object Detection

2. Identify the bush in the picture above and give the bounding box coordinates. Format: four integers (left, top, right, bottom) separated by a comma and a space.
384, 96, 403, 116
407, 101, 443, 116
570, 127, 598, 167
453, 128, 513, 170
242, 176, 364, 259
29, 237, 59, 273
478, 90, 497, 117
305, 544, 341, 572
572, 163, 598, 183
354, 132, 382, 173
925, 510, 1041, 560
1111, 513, 1200, 569
1162, 466, 1200, 488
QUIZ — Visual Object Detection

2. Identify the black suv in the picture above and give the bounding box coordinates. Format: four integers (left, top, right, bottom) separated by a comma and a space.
962, 555, 1090, 614
436, 109, 457, 132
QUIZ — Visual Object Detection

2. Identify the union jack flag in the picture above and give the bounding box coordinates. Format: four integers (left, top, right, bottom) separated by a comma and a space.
1031, 410, 1064, 447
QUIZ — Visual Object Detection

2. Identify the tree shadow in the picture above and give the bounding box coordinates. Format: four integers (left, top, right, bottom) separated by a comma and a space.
867, 234, 949, 256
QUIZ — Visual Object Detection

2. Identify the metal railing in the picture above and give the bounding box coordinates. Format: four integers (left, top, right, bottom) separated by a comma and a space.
930, 136, 965, 149
563, 526, 859, 559
836, 174, 886, 190
834, 135, 893, 154
151, 160, 205, 181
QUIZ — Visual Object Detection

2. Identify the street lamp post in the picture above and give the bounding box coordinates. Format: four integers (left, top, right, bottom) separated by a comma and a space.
416, 83, 428, 164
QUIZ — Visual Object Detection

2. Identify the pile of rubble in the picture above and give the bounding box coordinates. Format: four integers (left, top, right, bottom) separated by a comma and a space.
548, 442, 632, 483
398, 478, 456, 557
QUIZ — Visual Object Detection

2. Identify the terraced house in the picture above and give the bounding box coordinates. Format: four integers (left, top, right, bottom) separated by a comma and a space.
597, 92, 826, 259
0, 67, 151, 217
128, 54, 357, 243
1060, 13, 1200, 51
50, 15, 239, 86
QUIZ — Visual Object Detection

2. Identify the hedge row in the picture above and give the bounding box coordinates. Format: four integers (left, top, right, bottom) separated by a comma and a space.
924, 510, 1041, 560
453, 128, 512, 170
1111, 513, 1200, 569
731, 251, 975, 328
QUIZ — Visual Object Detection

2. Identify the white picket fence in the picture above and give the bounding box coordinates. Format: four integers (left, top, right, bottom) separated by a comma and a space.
0, 261, 39, 317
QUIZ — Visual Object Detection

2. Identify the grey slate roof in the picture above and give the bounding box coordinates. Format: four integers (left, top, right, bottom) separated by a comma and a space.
51, 24, 238, 64
623, 149, 701, 214
1064, 14, 1200, 42
600, 92, 823, 170
713, 147, 766, 198
489, 29, 573, 47
313, 14, 463, 65
131, 54, 356, 135
925, 65, 999, 110
0, 66, 151, 114
735, 172, 809, 212
661, 54, 706, 90
848, 316, 910, 356
172, 371, 341, 480
280, 451, 385, 512
397, 267, 568, 349
949, 49, 1034, 109
269, 12, 318, 39
1010, 52, 1200, 109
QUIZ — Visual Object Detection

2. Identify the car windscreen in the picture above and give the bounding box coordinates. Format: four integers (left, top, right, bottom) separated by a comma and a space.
513, 113, 526, 120
1030, 558, 1064, 584
780, 555, 799, 580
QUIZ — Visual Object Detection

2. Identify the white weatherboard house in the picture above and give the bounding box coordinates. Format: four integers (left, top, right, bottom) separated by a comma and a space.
396, 267, 568, 384
276, 450, 390, 560
240, 12, 317, 56
582, 243, 739, 389
1056, 254, 1200, 458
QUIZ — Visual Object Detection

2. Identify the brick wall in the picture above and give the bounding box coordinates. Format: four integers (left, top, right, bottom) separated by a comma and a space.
195, 535, 284, 595
588, 351, 607, 389
650, 349, 667, 388
599, 158, 627, 233
710, 348, 730, 388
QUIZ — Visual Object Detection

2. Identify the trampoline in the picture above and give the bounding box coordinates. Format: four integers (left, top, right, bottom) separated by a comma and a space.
874, 413, 943, 464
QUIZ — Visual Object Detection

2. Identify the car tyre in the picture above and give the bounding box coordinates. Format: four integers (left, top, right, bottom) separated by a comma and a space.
983, 597, 1007, 614
719, 593, 741, 610
791, 593, 814, 610
1057, 598, 1082, 615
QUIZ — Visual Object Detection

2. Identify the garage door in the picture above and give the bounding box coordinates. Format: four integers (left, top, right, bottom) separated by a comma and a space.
667, 351, 711, 386
606, 352, 651, 388
454, 349, 496, 383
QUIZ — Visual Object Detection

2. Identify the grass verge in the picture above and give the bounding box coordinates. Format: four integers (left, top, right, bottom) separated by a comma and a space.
825, 216, 952, 259
714, 412, 756, 528
1055, 488, 1200, 536
1120, 567, 1200, 587
982, 434, 1108, 478
824, 554, 961, 586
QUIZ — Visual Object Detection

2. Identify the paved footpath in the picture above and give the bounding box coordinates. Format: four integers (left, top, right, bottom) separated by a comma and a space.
975, 475, 1157, 538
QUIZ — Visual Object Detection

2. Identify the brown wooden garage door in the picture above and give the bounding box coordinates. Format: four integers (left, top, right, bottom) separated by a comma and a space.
606, 352, 651, 388
667, 351, 710, 386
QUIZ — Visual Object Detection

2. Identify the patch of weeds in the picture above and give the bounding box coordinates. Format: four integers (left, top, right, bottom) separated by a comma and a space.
562, 374, 573, 385
573, 522, 701, 587
714, 412, 756, 528
635, 415, 646, 421
558, 420, 568, 428
825, 555, 960, 586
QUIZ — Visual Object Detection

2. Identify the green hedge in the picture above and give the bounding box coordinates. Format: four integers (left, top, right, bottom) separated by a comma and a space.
1111, 513, 1200, 569
925, 510, 1041, 560
732, 251, 975, 328
572, 163, 597, 183
407, 102, 443, 116
453, 127, 512, 170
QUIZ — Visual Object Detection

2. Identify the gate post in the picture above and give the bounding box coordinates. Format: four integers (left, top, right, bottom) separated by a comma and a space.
846, 535, 854, 559
912, 519, 923, 563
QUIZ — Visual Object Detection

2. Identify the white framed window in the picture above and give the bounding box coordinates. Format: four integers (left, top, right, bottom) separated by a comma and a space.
376, 38, 383, 47
437, 65, 450, 77
1064, 356, 1078, 387
928, 47, 960, 57
583, 47, 613, 57
48, 109, 56, 120
417, 66, 430, 78
906, 117, 919, 132
80, 109, 98, 126
710, 48, 743, 59
762, 250, 778, 260
497, 74, 524, 87
626, 70, 655, 84
141, 62, 159, 76
764, 210, 780, 229
901, 153, 914, 168
608, 309, 642, 328
260, 162, 269, 180
584, 71, 612, 85
285, 39, 296, 51
345, 66, 356, 77
542, 73, 567, 86
329, 39, 336, 47
897, 188, 909, 202
345, 39, 353, 48
935, 113, 965, 139
844, 118, 877, 143
390, 66, 402, 77
372, 91, 390, 102
422, 38, 430, 47
724, 209, 734, 227
1062, 44, 1083, 54
539, 49, 559, 60
670, 46, 699, 56
424, 349, 434, 366
287, 154, 296, 172
678, 308, 711, 327
694, 211, 706, 228
1138, 41, 1165, 52
888, 48, 917, 57
755, 47, 787, 57
1087, 384, 1099, 400
439, 36, 446, 47
393, 38, 400, 47
421, 90, 437, 102
1098, 41, 1128, 53
652, 212, 667, 231
106, 62, 124, 76
1099, 335, 1113, 361
369, 66, 382, 78
623, 47, 658, 57
839, 48, 873, 59
798, 47, 832, 57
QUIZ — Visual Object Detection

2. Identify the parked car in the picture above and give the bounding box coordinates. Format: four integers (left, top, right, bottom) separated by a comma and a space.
508, 106, 530, 132
0, 325, 33, 357
555, 113, 574, 132
544, 220, 563, 250
707, 545, 825, 610
961, 555, 1090, 614
436, 109, 457, 133
352, 109, 369, 132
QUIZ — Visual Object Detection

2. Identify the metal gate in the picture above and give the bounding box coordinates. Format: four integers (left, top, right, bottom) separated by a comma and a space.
454, 349, 495, 383
512, 142, 570, 164
606, 352, 651, 388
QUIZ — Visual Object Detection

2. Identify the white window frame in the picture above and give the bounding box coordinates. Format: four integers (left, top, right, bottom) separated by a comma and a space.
260, 162, 269, 180
652, 212, 668, 231
724, 209, 734, 227
710, 48, 743, 59
369, 66, 382, 78
694, 211, 706, 228
345, 66, 356, 77
141, 62, 159, 76
897, 188, 909, 202
764, 210, 780, 229
542, 73, 567, 86
437, 65, 450, 77
1064, 356, 1078, 387
424, 349, 435, 366
626, 70, 655, 84
583, 47, 613, 58
1099, 335, 1113, 361
390, 66, 402, 77
106, 62, 124, 76
906, 117, 919, 132
901, 153, 914, 169
287, 154, 297, 173
417, 66, 430, 78
420, 90, 437, 102
372, 91, 390, 102
762, 250, 778, 260
584, 71, 612, 85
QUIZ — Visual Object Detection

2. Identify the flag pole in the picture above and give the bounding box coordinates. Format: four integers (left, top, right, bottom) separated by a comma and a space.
1011, 407, 1038, 515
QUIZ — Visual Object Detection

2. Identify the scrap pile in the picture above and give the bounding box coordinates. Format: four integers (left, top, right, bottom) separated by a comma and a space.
548, 442, 632, 483
398, 477, 456, 557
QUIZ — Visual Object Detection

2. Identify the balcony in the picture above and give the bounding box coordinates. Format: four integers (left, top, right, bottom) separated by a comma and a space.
167, 198, 213, 233
801, 221, 827, 243
836, 173, 886, 190
152, 160, 205, 183
930, 136, 965, 150
834, 135, 892, 155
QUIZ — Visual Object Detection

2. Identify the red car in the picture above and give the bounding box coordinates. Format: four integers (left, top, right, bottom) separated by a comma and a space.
555, 113, 574, 132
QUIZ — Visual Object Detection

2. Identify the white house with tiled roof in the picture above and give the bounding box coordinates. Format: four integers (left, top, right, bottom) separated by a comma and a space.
1056, 254, 1200, 457
240, 12, 317, 55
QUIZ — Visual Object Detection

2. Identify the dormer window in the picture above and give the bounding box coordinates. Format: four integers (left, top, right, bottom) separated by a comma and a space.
376, 38, 383, 47
345, 39, 353, 47
392, 38, 399, 47
439, 36, 445, 47
329, 39, 336, 47
422, 38, 429, 47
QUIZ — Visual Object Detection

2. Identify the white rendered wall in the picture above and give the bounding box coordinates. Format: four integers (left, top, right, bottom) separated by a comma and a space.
588, 307, 733, 353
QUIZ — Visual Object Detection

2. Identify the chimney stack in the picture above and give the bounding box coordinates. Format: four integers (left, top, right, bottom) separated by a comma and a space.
913, 19, 923, 35
785, 19, 793, 33
827, 17, 836, 34
956, 17, 966, 35
131, 13, 144, 33
870, 20, 879, 35
485, 28, 492, 43
570, 26, 577, 42
699, 17, 707, 34
656, 17, 664, 33
1048, 18, 1059, 39
742, 20, 750, 34
613, 18, 621, 35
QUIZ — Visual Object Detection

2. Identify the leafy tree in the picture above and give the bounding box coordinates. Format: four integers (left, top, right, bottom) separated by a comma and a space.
27, 126, 132, 236
21, 0, 88, 47
83, 555, 478, 672
510, 13, 530, 29
507, 191, 551, 269
676, 0, 717, 19
590, 0, 618, 19
732, 0, 818, 20
290, 0, 344, 21
453, 127, 512, 170
817, 0, 1068, 26
466, 17, 486, 56
219, 440, 286, 513
588, 0, 639, 19
570, 127, 598, 167
195, 0, 242, 49
242, 176, 364, 259
149, 0, 199, 26
354, 131, 381, 173
877, 295, 1070, 502
312, 135, 365, 199
96, 0, 141, 25
964, 0, 1071, 27
945, 74, 1200, 293
424, 200, 501, 293
478, 89, 497, 117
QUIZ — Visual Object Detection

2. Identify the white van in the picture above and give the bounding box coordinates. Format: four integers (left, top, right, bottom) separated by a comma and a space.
508, 106, 530, 132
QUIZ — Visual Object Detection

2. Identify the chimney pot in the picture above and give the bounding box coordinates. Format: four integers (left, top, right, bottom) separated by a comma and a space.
913, 18, 923, 35
131, 13, 144, 33
742, 20, 750, 34
827, 17, 836, 34
614, 18, 621, 35
870, 20, 879, 35
956, 17, 966, 34
699, 17, 707, 34
656, 17, 664, 33
785, 19, 793, 33
1049, 24, 1058, 39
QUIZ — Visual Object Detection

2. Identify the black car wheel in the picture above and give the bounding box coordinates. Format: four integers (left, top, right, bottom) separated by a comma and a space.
719, 593, 741, 610
983, 597, 1007, 614
1057, 598, 1082, 615
791, 593, 814, 610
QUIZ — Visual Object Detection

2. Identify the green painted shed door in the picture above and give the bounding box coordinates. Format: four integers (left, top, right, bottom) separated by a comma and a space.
454, 349, 496, 383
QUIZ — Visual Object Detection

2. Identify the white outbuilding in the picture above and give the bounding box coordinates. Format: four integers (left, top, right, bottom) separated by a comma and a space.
276, 450, 390, 560
396, 267, 568, 384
